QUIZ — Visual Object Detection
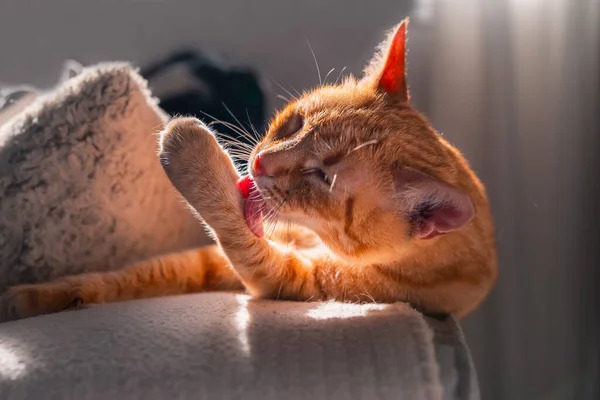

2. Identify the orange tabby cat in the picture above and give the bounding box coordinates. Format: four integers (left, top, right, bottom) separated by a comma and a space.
0, 19, 497, 322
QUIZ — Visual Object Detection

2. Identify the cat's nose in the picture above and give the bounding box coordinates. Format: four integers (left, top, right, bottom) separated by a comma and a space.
252, 153, 271, 177
252, 150, 296, 178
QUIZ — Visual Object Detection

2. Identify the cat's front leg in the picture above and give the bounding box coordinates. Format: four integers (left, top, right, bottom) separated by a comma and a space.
159, 118, 323, 300
159, 117, 247, 235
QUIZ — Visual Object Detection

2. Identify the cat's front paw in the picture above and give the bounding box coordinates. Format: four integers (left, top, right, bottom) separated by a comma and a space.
0, 283, 82, 322
159, 117, 219, 170
158, 117, 243, 226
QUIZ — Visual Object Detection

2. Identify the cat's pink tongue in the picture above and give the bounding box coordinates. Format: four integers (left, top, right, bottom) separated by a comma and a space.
237, 176, 264, 238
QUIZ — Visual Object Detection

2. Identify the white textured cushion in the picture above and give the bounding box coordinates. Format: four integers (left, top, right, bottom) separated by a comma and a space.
0, 293, 479, 400
0, 64, 208, 291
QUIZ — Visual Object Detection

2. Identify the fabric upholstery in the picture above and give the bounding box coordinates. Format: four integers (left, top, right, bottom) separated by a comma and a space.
0, 293, 479, 400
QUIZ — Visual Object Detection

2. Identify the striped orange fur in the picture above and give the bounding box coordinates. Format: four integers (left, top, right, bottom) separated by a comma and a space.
0, 19, 497, 322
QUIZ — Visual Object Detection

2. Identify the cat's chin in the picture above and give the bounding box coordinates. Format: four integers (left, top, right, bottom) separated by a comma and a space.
238, 176, 266, 237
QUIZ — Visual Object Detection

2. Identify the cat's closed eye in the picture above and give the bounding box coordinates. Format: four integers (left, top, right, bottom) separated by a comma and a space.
302, 167, 328, 183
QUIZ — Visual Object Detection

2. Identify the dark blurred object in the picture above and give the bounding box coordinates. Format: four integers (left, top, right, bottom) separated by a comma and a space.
141, 50, 265, 151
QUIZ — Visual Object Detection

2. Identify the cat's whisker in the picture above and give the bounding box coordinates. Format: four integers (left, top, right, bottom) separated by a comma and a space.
247, 188, 263, 197
261, 204, 282, 225
269, 77, 298, 101
284, 80, 302, 97
247, 192, 283, 225
204, 112, 259, 148
227, 149, 254, 159
262, 217, 275, 239
227, 153, 251, 161
245, 109, 262, 142
248, 188, 264, 198
198, 110, 259, 146
196, 110, 250, 138
276, 94, 290, 103
248, 194, 267, 219
334, 66, 347, 85
221, 102, 260, 146
323, 68, 336, 85
249, 205, 270, 222
221, 147, 253, 160
267, 221, 279, 242
261, 195, 288, 234
216, 129, 256, 143
212, 122, 258, 146
329, 174, 338, 193
215, 132, 256, 149
221, 141, 253, 153
267, 214, 283, 241
225, 148, 252, 157
226, 156, 248, 164
219, 139, 254, 153
304, 38, 322, 86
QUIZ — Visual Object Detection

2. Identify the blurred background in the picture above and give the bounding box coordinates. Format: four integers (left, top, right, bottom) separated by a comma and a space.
1, 0, 598, 399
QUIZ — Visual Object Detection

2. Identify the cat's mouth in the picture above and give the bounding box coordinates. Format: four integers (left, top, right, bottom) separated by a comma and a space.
237, 176, 266, 238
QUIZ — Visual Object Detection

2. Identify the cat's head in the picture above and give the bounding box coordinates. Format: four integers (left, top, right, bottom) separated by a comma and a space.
249, 19, 477, 264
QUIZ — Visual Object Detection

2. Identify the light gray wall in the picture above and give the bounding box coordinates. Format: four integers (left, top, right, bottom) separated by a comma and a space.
0, 0, 414, 111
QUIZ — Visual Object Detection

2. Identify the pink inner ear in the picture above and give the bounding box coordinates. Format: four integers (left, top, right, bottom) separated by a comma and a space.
379, 19, 409, 99
394, 165, 475, 240
413, 192, 475, 240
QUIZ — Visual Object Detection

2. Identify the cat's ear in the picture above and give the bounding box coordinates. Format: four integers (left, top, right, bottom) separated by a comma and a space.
363, 18, 410, 101
393, 164, 474, 239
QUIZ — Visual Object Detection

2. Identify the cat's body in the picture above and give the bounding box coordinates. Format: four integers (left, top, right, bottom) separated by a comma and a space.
0, 19, 497, 322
